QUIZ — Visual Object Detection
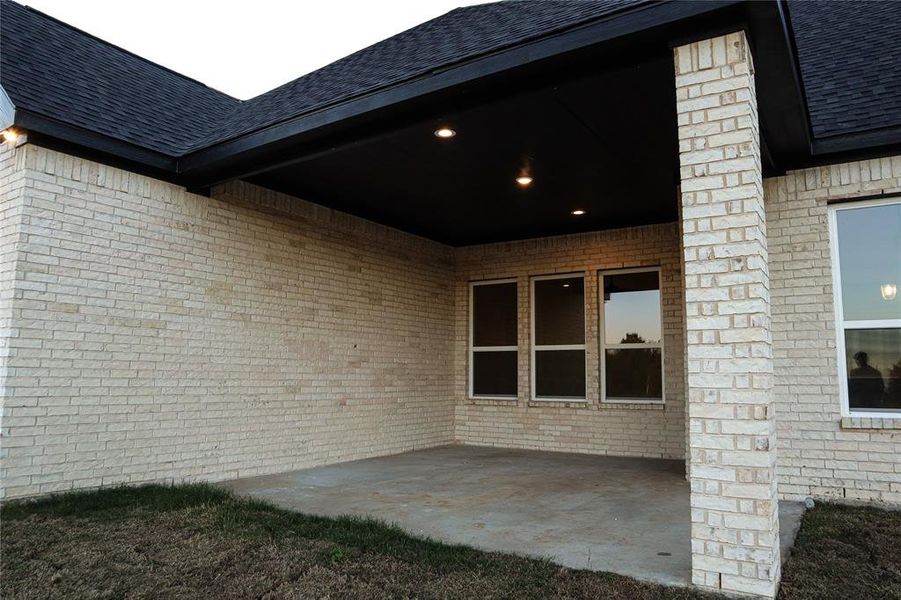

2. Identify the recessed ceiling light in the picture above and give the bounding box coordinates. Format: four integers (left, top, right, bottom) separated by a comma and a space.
571, 209, 586, 216
1, 129, 19, 143
434, 127, 456, 139
515, 176, 533, 187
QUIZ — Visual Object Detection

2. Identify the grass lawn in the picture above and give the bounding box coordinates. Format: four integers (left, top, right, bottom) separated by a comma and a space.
778, 501, 901, 599
1, 484, 899, 599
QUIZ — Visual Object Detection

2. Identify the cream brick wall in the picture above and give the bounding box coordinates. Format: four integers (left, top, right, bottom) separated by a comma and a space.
766, 155, 901, 506
0, 144, 456, 500
0, 139, 28, 483
2, 139, 900, 519
676, 32, 780, 597
454, 224, 686, 460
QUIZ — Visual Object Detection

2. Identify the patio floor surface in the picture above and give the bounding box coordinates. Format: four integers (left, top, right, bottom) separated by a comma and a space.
223, 445, 803, 587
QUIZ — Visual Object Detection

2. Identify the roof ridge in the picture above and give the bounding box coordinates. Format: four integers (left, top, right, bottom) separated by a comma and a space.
4, 0, 240, 103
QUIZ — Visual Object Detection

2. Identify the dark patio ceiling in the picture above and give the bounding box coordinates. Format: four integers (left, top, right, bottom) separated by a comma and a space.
9, 0, 899, 246
187, 0, 808, 246
251, 54, 678, 245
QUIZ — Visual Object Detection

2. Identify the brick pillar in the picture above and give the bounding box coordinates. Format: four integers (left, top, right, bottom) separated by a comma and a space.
674, 32, 780, 598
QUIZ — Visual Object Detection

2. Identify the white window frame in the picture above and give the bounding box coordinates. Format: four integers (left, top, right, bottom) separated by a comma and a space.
828, 196, 901, 418
468, 278, 518, 400
530, 272, 588, 402
599, 267, 665, 404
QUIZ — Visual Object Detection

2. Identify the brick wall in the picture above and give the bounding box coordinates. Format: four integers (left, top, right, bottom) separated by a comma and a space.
454, 224, 687, 460
675, 31, 780, 597
0, 139, 28, 485
0, 144, 456, 500
2, 140, 901, 507
767, 155, 901, 505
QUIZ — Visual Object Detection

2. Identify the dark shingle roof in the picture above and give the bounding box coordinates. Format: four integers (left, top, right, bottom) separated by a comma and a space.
0, 0, 239, 155
0, 0, 648, 156
1, 0, 900, 158
789, 0, 901, 138
190, 0, 649, 150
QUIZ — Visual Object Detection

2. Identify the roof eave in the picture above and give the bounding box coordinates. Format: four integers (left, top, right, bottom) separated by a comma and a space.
176, 0, 746, 186
810, 125, 901, 163
14, 108, 179, 178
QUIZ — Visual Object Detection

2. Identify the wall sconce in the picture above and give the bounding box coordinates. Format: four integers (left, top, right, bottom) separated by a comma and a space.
882, 283, 898, 301
2, 128, 19, 144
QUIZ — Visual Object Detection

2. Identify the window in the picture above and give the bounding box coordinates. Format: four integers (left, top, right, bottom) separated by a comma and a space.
531, 274, 586, 401
830, 198, 901, 416
600, 268, 664, 403
469, 280, 518, 398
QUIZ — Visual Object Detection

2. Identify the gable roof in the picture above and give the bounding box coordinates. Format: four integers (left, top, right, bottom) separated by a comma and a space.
1, 0, 900, 167
0, 0, 650, 157
188, 0, 650, 151
0, 0, 238, 156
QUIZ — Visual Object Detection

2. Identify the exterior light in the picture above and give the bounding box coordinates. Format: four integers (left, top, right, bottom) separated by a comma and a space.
434, 127, 456, 139
563, 283, 570, 288
882, 283, 898, 301
2, 129, 19, 143
515, 176, 533, 187
571, 209, 586, 216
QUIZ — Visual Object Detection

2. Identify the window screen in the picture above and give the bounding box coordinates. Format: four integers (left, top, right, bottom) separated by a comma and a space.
470, 281, 518, 397
532, 275, 586, 400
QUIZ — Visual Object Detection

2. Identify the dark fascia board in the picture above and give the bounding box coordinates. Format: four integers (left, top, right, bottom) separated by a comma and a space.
176, 0, 745, 184
811, 125, 901, 161
15, 109, 181, 182
740, 0, 812, 174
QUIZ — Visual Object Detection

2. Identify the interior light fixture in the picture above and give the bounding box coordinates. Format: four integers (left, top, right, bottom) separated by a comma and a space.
515, 176, 533, 187
571, 209, 586, 216
882, 283, 898, 301
434, 127, 456, 139
1, 128, 19, 143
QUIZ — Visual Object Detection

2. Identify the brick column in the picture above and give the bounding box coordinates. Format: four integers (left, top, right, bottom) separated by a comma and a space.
674, 32, 780, 598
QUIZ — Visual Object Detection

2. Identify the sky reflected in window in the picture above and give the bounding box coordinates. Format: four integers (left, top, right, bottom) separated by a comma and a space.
837, 203, 901, 321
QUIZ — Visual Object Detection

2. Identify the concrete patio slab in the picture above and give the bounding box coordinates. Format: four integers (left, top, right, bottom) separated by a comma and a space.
223, 445, 803, 587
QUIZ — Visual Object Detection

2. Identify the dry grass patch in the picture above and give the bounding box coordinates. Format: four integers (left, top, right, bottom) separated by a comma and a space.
8, 485, 895, 599
779, 502, 901, 600
2, 484, 710, 600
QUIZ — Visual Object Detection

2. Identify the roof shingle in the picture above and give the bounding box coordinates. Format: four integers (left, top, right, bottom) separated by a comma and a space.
0, 0, 239, 155
190, 0, 649, 150
788, 0, 901, 138
1, 0, 900, 158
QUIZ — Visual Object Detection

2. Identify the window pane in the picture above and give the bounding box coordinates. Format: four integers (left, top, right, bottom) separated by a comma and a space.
472, 282, 517, 347
472, 351, 517, 396
603, 271, 661, 345
605, 348, 662, 399
836, 203, 901, 321
534, 277, 584, 345
535, 350, 585, 398
845, 328, 901, 411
